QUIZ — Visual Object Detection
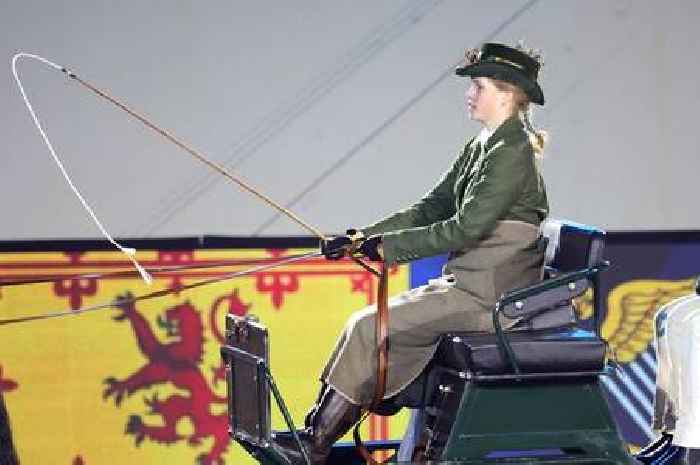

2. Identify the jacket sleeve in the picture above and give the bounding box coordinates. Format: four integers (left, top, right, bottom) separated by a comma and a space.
361, 141, 473, 236
380, 141, 530, 264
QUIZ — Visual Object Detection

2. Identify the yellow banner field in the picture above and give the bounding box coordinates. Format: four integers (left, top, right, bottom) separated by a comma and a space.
0, 247, 410, 465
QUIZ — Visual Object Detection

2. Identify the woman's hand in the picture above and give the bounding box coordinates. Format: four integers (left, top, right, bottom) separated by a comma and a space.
321, 236, 352, 260
321, 231, 383, 262
358, 235, 383, 261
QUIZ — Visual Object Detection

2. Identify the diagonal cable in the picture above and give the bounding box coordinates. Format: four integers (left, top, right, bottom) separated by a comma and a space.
134, 0, 444, 237
253, 0, 540, 235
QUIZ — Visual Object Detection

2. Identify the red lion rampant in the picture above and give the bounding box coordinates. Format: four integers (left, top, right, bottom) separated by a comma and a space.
103, 290, 249, 465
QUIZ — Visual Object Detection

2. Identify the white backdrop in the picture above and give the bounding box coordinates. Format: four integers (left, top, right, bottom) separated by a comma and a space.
1, 0, 698, 239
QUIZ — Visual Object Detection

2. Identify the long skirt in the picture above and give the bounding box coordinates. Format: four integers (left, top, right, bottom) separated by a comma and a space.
320, 275, 495, 405
653, 294, 700, 447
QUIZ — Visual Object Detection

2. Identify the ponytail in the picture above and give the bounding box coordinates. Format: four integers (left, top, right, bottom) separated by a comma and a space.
519, 106, 548, 157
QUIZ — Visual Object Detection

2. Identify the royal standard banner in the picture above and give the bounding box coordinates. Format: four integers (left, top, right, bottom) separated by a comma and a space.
0, 237, 410, 465
4, 231, 700, 463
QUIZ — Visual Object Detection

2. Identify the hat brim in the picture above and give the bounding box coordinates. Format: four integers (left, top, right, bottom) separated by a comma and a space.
455, 62, 544, 105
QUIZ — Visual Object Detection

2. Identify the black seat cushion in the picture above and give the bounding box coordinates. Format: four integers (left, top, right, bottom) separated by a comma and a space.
436, 327, 606, 375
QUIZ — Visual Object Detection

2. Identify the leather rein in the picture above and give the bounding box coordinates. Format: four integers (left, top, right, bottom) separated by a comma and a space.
350, 257, 390, 465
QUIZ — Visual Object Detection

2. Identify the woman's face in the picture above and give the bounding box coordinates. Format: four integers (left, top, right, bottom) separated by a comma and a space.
466, 77, 512, 126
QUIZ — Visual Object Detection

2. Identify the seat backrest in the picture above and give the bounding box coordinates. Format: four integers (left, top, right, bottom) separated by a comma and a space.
540, 219, 606, 273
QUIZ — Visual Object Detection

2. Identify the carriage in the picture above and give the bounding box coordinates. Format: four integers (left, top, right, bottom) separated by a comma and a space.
220, 220, 638, 465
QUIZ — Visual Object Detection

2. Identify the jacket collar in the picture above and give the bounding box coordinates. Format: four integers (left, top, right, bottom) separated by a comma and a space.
483, 114, 526, 152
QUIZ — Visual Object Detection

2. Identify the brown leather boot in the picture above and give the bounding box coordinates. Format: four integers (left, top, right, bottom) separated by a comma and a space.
303, 382, 328, 429
272, 387, 362, 465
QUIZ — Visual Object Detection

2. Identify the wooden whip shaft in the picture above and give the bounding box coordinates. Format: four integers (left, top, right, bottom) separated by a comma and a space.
64, 70, 328, 241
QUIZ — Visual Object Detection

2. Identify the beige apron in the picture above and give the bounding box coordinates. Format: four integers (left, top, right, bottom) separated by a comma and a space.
321, 221, 545, 405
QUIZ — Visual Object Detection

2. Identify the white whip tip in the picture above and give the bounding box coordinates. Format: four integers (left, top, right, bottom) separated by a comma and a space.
11, 52, 63, 71
135, 264, 154, 286
121, 247, 136, 256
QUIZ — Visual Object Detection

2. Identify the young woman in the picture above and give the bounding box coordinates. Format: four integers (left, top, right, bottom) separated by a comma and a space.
273, 42, 550, 465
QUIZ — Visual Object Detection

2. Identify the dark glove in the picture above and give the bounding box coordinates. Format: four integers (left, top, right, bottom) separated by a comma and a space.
358, 235, 383, 261
321, 235, 352, 260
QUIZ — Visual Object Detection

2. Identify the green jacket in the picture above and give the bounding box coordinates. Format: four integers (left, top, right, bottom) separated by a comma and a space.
362, 115, 549, 265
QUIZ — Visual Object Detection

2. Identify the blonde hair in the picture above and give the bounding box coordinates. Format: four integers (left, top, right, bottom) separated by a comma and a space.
492, 79, 548, 157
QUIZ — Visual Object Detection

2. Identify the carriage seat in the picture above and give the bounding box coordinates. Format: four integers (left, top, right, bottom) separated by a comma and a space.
435, 219, 609, 379
437, 327, 606, 377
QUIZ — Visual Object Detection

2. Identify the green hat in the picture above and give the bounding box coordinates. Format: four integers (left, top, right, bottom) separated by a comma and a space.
455, 42, 545, 105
